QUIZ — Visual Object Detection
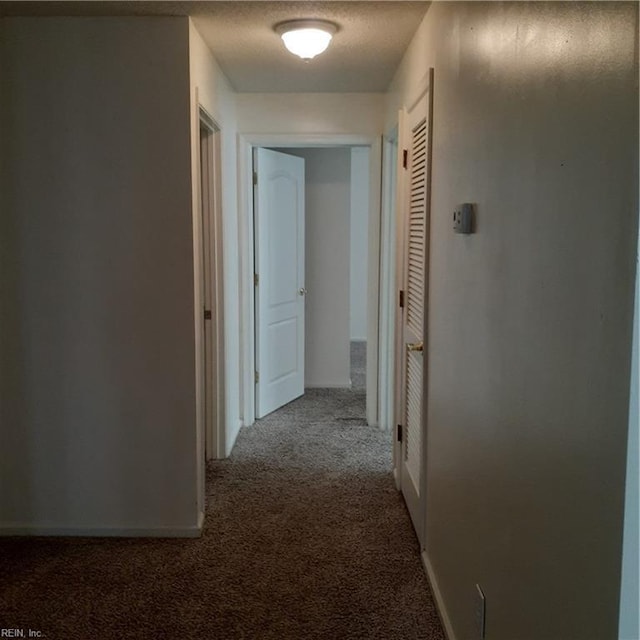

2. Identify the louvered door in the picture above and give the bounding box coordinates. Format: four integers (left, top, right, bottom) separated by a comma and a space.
399, 73, 432, 546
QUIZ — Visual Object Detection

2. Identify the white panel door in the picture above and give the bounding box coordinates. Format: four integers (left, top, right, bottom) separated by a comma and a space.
254, 148, 305, 419
399, 72, 432, 546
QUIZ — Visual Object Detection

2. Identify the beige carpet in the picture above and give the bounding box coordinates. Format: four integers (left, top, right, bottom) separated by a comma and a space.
0, 388, 445, 640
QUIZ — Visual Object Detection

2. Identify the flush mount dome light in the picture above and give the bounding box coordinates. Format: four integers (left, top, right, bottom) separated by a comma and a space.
275, 19, 337, 60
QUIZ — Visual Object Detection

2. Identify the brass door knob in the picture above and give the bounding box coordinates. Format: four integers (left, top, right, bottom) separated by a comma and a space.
407, 340, 424, 352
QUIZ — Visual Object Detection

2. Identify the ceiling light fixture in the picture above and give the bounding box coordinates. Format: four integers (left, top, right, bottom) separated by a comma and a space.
275, 20, 338, 60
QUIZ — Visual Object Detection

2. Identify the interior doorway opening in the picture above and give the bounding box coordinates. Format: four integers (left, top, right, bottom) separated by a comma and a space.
252, 145, 369, 417
266, 146, 370, 400
198, 107, 225, 462
238, 134, 386, 430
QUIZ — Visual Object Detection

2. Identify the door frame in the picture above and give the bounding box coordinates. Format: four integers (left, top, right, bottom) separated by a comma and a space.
391, 111, 407, 491
238, 133, 383, 428
379, 126, 400, 461
197, 105, 226, 462
392, 69, 434, 543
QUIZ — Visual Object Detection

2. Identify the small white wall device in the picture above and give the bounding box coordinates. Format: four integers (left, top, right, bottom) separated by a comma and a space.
453, 203, 475, 234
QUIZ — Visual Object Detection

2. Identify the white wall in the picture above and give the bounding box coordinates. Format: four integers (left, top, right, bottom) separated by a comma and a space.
236, 93, 384, 136
619, 202, 640, 640
188, 21, 241, 459
0, 17, 200, 535
350, 147, 370, 341
388, 3, 638, 639
282, 148, 352, 388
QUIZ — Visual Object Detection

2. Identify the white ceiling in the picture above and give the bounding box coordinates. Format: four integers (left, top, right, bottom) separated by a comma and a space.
0, 1, 431, 92
191, 2, 430, 92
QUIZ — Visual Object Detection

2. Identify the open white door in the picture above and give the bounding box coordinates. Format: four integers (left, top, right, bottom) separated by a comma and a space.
398, 71, 433, 546
254, 148, 306, 419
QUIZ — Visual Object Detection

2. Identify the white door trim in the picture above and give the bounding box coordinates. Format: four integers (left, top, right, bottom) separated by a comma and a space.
238, 133, 383, 428
393, 72, 433, 489
379, 127, 399, 440
392, 109, 408, 491
392, 68, 434, 545
197, 105, 226, 462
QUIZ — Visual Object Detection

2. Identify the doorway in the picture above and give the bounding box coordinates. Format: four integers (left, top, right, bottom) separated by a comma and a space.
238, 134, 384, 429
198, 108, 225, 461
253, 145, 369, 416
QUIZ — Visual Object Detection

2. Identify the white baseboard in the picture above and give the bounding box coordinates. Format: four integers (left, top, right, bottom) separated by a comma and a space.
197, 509, 205, 534
0, 516, 205, 539
422, 550, 458, 640
392, 466, 400, 490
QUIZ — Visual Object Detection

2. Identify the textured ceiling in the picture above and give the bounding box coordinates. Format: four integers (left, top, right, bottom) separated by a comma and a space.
0, 1, 430, 92
191, 2, 430, 92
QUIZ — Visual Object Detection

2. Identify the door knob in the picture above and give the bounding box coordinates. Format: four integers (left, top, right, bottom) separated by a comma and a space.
299, 288, 307, 296
407, 340, 423, 352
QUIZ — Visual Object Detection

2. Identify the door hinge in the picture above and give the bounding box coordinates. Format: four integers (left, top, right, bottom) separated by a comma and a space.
204, 309, 212, 320
255, 371, 259, 384
402, 149, 408, 169
399, 289, 405, 308
254, 273, 259, 286
397, 424, 403, 442
253, 171, 258, 186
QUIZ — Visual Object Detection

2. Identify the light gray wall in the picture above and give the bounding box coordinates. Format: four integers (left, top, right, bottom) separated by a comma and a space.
350, 147, 369, 341
619, 223, 639, 640
188, 21, 241, 459
236, 93, 384, 136
281, 148, 352, 388
0, 17, 200, 534
388, 2, 638, 639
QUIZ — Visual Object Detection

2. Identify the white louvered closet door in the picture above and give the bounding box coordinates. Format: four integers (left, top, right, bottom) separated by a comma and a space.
399, 71, 432, 547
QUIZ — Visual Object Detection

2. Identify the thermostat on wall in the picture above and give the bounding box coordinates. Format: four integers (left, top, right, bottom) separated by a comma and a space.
453, 203, 475, 234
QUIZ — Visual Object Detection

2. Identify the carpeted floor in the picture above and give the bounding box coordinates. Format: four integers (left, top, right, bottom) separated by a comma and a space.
0, 371, 445, 639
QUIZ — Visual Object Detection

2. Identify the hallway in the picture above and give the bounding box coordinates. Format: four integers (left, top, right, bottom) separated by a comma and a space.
2, 4, 636, 637
203, 383, 445, 639
0, 378, 445, 640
